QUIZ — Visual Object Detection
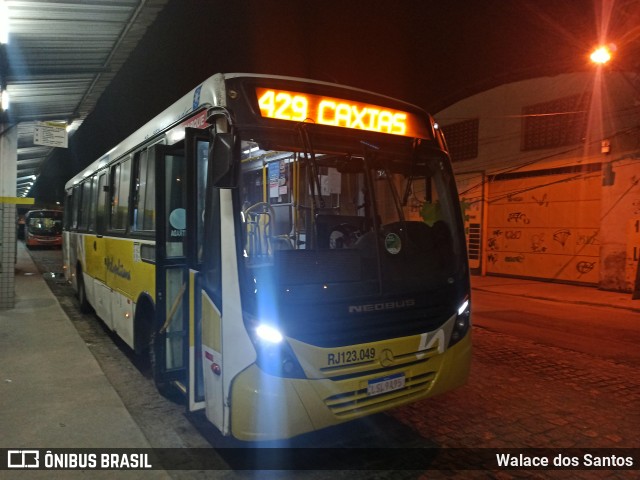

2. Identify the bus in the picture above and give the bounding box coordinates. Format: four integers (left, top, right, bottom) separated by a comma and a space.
63, 73, 471, 441
24, 209, 63, 248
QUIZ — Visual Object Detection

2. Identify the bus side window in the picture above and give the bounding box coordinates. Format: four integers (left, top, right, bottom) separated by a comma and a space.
72, 185, 81, 230
203, 188, 221, 305
132, 149, 156, 233
109, 157, 132, 231
78, 179, 92, 231
75, 184, 84, 231
96, 172, 107, 234
196, 140, 208, 264
63, 192, 73, 231
109, 163, 121, 230
165, 154, 186, 257
88, 176, 97, 233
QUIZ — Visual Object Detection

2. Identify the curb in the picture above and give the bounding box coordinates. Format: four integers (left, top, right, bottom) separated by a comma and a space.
471, 286, 640, 314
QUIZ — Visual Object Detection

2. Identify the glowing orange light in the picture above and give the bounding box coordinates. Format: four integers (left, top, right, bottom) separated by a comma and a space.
590, 45, 612, 64
256, 88, 428, 138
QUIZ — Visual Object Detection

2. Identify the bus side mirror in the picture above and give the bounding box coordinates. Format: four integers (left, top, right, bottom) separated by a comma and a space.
209, 132, 238, 188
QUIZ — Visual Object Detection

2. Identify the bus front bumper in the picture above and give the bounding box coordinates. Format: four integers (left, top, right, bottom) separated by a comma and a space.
230, 332, 471, 441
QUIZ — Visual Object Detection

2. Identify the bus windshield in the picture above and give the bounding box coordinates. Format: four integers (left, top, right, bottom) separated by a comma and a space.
238, 128, 465, 327
26, 211, 63, 236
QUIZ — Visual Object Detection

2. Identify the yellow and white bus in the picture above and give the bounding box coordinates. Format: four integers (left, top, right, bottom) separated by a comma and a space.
63, 73, 471, 441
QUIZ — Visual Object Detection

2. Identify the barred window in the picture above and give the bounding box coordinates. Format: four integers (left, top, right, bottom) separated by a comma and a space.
442, 118, 479, 162
522, 94, 590, 151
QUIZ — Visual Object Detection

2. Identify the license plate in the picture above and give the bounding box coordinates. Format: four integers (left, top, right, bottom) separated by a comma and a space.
367, 373, 405, 397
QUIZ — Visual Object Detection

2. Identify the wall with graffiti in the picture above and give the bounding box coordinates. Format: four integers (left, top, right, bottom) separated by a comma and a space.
485, 172, 601, 284
600, 157, 640, 291
438, 71, 640, 291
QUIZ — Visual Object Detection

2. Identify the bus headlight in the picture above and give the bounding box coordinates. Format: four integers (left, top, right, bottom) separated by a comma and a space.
247, 320, 306, 379
256, 324, 284, 343
449, 297, 471, 347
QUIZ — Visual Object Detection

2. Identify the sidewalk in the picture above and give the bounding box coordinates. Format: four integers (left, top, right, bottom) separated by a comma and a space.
0, 242, 169, 478
471, 274, 640, 313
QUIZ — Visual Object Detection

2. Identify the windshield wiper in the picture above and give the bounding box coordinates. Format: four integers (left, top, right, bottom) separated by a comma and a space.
297, 123, 324, 210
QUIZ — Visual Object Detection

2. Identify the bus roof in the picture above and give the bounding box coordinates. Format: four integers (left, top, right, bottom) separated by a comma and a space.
65, 73, 430, 190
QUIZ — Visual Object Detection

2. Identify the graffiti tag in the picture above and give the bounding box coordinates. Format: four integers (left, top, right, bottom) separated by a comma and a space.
532, 193, 549, 206
507, 212, 530, 224
576, 232, 599, 246
576, 261, 596, 276
553, 229, 571, 247
531, 234, 547, 253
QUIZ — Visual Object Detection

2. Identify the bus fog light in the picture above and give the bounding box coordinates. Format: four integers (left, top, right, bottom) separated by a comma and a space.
282, 359, 297, 375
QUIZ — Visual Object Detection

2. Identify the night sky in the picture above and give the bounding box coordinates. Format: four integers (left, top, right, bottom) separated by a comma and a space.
33, 0, 639, 202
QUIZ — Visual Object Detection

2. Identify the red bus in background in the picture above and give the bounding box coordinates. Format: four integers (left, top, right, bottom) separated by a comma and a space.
24, 209, 63, 248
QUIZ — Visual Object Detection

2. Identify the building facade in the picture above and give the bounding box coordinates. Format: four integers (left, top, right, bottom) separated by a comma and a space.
437, 72, 640, 292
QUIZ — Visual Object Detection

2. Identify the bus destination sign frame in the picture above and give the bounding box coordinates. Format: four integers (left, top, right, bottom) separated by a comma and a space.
256, 87, 429, 139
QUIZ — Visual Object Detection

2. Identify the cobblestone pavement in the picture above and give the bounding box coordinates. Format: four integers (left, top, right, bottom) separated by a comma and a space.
389, 326, 640, 479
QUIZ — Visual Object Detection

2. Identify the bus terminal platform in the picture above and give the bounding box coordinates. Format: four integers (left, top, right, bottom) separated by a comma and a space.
0, 242, 170, 478
0, 241, 638, 474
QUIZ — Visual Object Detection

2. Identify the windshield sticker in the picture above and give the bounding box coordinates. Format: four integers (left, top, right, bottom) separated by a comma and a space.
384, 233, 402, 254
169, 208, 186, 237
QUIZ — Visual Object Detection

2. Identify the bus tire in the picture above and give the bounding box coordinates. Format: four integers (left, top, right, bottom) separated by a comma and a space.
135, 301, 171, 396
76, 268, 92, 313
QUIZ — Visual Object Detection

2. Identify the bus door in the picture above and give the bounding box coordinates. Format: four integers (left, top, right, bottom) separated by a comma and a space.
152, 143, 189, 389
184, 127, 209, 413
190, 124, 254, 436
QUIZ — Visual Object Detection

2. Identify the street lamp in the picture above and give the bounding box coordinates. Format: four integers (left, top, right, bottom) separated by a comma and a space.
590, 45, 615, 65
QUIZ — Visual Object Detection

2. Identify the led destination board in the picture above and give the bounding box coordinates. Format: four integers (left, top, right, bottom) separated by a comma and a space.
256, 87, 429, 138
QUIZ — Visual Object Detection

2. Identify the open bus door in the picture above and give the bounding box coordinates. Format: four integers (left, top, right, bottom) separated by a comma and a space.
161, 124, 248, 434
151, 129, 211, 414
151, 143, 190, 393
184, 125, 239, 433
184, 128, 209, 413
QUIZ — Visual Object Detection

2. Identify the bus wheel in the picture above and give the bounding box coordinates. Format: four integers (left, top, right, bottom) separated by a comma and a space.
76, 269, 92, 313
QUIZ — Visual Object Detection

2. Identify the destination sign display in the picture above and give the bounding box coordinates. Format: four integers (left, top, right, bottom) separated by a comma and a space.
256, 87, 429, 138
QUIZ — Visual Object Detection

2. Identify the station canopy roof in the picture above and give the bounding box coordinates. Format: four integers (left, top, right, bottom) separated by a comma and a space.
1, 0, 169, 197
